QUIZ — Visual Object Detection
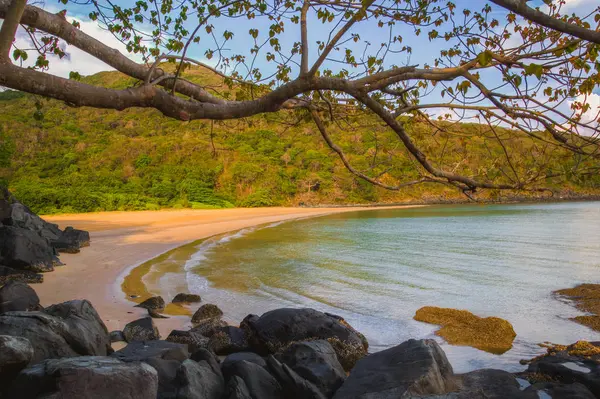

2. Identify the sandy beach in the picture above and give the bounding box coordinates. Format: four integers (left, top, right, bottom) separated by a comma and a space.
39, 206, 417, 337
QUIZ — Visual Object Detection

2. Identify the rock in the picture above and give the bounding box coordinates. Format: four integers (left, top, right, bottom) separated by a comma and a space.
135, 296, 165, 310
222, 360, 283, 399
191, 317, 228, 336
0, 225, 59, 272
123, 317, 161, 341
174, 359, 224, 399
192, 303, 224, 325
0, 299, 111, 364
166, 330, 210, 353
0, 335, 33, 378
0, 281, 41, 313
172, 293, 201, 303
452, 369, 532, 398
149, 309, 170, 319
8, 356, 158, 399
525, 382, 595, 398
0, 265, 43, 285
6, 202, 62, 243
414, 306, 516, 354
51, 226, 91, 253
241, 308, 367, 371
332, 339, 454, 399
527, 341, 600, 397
223, 352, 267, 371
226, 375, 253, 399
111, 340, 189, 398
110, 330, 126, 343
209, 326, 249, 355
267, 355, 327, 399
191, 348, 223, 379
279, 340, 345, 398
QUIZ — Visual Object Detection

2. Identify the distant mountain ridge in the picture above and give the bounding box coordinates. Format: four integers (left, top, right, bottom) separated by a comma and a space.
0, 67, 598, 214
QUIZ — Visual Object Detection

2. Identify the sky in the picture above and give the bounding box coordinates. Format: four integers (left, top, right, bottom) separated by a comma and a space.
3, 0, 599, 132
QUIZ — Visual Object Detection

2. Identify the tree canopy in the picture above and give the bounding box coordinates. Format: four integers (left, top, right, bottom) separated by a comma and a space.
0, 0, 599, 196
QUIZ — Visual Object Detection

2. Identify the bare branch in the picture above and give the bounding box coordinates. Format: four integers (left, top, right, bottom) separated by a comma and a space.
0, 0, 27, 61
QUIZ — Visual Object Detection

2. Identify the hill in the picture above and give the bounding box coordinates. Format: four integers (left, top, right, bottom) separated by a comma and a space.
0, 67, 599, 214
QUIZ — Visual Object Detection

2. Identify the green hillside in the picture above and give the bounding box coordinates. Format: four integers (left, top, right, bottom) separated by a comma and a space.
0, 67, 599, 214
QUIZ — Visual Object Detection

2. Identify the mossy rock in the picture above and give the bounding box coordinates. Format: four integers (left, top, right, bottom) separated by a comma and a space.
414, 306, 516, 354
191, 304, 224, 325
555, 284, 600, 332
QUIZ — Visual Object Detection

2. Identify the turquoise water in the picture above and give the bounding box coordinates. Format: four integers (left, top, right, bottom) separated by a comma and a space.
151, 202, 600, 372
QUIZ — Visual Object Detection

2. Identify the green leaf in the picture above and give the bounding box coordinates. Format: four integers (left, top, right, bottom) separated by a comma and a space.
524, 63, 543, 79
477, 50, 493, 67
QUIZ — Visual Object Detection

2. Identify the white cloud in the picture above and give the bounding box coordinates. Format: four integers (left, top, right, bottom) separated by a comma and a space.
567, 93, 600, 136
11, 7, 141, 79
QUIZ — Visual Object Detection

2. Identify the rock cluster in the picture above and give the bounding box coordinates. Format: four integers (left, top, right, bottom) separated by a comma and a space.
1, 283, 598, 398
0, 188, 90, 283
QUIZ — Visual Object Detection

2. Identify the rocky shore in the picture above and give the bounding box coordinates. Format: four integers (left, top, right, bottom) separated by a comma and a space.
0, 284, 599, 398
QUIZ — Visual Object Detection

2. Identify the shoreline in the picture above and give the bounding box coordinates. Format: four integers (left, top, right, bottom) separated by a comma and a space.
39, 205, 421, 336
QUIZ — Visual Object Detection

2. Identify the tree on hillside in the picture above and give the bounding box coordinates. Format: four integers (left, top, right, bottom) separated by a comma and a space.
0, 0, 599, 196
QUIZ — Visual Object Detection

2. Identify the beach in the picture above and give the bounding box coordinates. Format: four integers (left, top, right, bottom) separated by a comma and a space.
39, 206, 418, 337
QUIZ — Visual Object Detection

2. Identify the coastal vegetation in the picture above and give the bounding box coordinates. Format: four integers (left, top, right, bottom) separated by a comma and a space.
1, 71, 599, 214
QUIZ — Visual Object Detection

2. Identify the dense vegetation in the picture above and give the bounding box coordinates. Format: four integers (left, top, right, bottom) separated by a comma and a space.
0, 67, 598, 215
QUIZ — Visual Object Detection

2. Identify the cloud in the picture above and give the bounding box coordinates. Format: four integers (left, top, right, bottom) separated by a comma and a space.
11, 8, 141, 79
567, 93, 600, 136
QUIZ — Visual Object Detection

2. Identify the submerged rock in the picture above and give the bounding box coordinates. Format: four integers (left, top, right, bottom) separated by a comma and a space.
555, 284, 600, 332
0, 281, 41, 313
135, 296, 165, 311
332, 339, 454, 399
123, 317, 161, 342
192, 303, 224, 325
414, 306, 516, 354
8, 356, 158, 399
172, 293, 201, 303
241, 308, 368, 371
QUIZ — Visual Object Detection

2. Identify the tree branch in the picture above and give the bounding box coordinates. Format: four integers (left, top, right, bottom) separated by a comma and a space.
0, 0, 27, 61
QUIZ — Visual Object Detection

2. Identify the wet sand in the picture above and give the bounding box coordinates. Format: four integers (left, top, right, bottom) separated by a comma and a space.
39, 206, 419, 336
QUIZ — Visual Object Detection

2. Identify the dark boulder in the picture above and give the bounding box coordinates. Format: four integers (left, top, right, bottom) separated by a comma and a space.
241, 308, 367, 371
0, 299, 111, 364
0, 188, 12, 223
110, 330, 126, 343
0, 335, 33, 379
51, 226, 91, 253
7, 356, 158, 399
222, 360, 283, 399
226, 375, 253, 399
135, 296, 165, 310
191, 348, 223, 380
167, 329, 210, 353
174, 359, 224, 399
111, 340, 189, 398
0, 281, 41, 313
5, 202, 62, 243
191, 317, 228, 336
209, 326, 249, 355
192, 303, 224, 325
223, 352, 267, 371
332, 339, 454, 399
451, 369, 533, 398
267, 355, 327, 399
525, 382, 595, 398
123, 316, 161, 341
527, 341, 600, 397
0, 225, 59, 272
172, 293, 201, 303
0, 265, 43, 285
279, 340, 345, 398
